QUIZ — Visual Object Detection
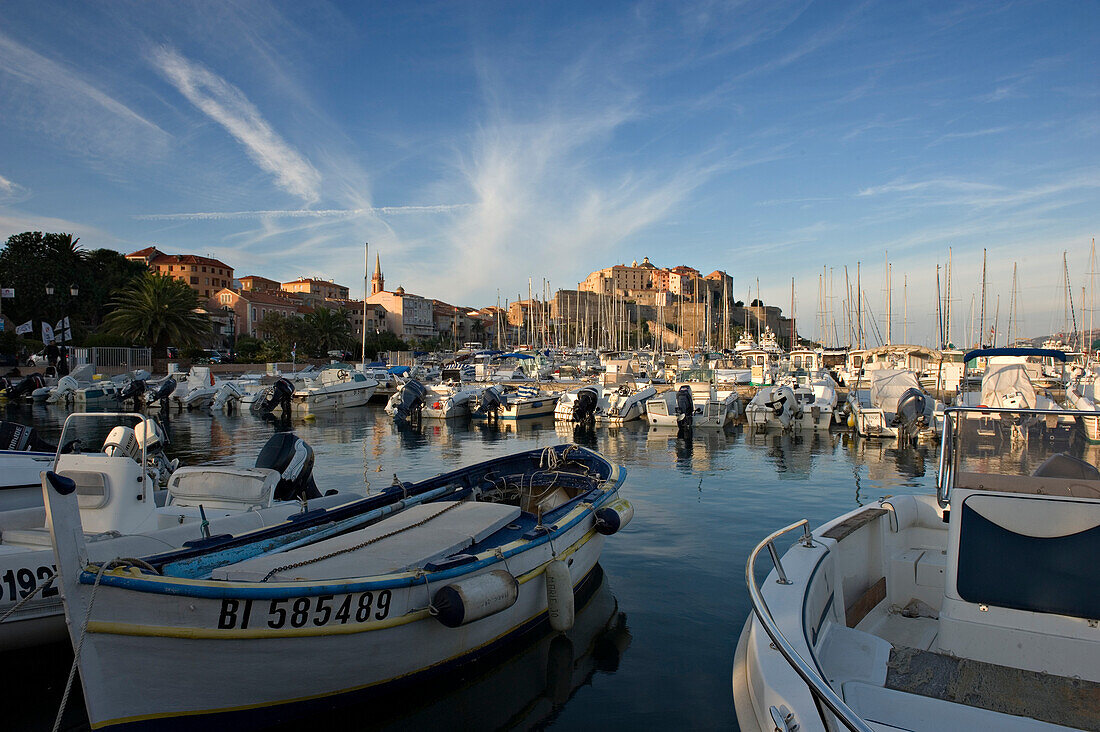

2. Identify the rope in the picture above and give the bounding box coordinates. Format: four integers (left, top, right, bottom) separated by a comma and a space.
260, 499, 466, 582
53, 559, 114, 732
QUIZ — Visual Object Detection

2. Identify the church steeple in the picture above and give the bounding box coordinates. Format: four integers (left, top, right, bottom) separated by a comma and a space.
371, 252, 384, 294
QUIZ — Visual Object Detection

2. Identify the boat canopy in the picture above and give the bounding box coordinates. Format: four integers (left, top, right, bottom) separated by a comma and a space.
980, 364, 1036, 408
387, 366, 411, 375
496, 352, 535, 360
963, 347, 1067, 362
869, 369, 922, 414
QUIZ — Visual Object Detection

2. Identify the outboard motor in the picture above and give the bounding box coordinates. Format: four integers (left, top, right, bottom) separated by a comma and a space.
0, 420, 56, 452
675, 385, 695, 428
147, 377, 177, 410
117, 379, 147, 408
255, 432, 321, 501
475, 385, 503, 421
893, 387, 928, 444
7, 373, 45, 401
391, 380, 427, 424
767, 385, 800, 430
258, 378, 294, 416
572, 386, 600, 425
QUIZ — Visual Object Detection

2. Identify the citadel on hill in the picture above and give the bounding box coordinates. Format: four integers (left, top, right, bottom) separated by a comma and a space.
126, 246, 796, 351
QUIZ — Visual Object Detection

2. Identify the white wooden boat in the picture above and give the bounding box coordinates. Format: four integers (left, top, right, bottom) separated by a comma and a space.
45, 444, 631, 728
292, 368, 379, 412
0, 414, 348, 651
734, 405, 1100, 732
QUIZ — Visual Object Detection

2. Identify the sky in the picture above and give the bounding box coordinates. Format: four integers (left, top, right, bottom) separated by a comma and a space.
0, 0, 1097, 346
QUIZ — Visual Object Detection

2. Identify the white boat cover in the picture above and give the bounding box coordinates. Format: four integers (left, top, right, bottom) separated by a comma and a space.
869, 369, 922, 414
211, 501, 521, 582
980, 364, 1036, 408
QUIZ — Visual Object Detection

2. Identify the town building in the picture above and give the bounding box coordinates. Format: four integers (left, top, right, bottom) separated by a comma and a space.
281, 277, 350, 305
127, 248, 235, 299
371, 254, 384, 295
210, 288, 301, 339
366, 286, 435, 340
326, 299, 388, 341
238, 275, 281, 293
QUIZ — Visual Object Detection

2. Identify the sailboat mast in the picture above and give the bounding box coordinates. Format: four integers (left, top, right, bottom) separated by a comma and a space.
936, 264, 943, 348
885, 252, 891, 345
979, 248, 987, 347
945, 248, 953, 347
361, 241, 368, 366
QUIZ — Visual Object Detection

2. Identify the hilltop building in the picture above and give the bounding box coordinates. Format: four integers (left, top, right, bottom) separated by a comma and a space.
238, 275, 281, 293
281, 277, 350, 305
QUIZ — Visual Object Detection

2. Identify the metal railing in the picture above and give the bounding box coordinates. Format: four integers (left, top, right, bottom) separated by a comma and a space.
745, 519, 875, 732
937, 405, 1086, 508
69, 347, 152, 375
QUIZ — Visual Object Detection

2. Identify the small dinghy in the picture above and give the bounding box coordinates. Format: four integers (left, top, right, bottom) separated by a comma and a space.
734, 404, 1100, 732
45, 444, 631, 728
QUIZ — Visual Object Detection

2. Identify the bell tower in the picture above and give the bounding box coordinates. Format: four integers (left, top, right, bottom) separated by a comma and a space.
371, 253, 384, 295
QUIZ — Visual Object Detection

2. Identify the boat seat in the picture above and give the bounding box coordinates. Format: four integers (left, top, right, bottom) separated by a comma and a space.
882, 495, 945, 533
166, 467, 279, 511
211, 501, 521, 582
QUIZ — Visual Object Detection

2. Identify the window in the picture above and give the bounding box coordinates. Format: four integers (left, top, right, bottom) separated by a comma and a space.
252, 308, 258, 320
204, 278, 209, 286
190, 277, 199, 285
191, 265, 197, 272
201, 266, 207, 273
205, 290, 210, 297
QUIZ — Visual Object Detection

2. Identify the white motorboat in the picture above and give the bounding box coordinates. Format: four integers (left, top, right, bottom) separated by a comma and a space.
45, 444, 631, 728
171, 366, 220, 410
0, 421, 62, 511
554, 383, 656, 425
746, 380, 837, 431
292, 367, 379, 412
734, 404, 1100, 732
0, 413, 352, 651
422, 383, 481, 419
648, 382, 740, 428
844, 369, 931, 442
1066, 380, 1100, 442
472, 385, 559, 420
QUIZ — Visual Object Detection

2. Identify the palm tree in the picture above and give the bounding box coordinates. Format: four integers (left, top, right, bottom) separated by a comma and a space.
102, 274, 211, 356
305, 306, 352, 355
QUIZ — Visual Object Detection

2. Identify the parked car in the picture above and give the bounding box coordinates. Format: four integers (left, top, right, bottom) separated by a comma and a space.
327, 349, 355, 361
200, 349, 223, 364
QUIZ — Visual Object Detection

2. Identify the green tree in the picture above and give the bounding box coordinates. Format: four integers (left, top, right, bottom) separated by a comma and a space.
303, 306, 352, 356
101, 274, 211, 356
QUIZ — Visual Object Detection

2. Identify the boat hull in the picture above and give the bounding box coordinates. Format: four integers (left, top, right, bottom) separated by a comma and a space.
65, 522, 605, 727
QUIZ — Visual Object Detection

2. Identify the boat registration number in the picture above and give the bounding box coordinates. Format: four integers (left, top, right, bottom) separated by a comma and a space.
1, 565, 58, 603
217, 590, 392, 630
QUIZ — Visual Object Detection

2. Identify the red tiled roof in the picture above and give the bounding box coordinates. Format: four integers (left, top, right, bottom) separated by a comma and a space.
126, 246, 162, 258
150, 253, 233, 270
283, 277, 347, 287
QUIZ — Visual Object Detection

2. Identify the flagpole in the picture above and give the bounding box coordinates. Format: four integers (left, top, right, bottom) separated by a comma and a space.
361, 241, 368, 368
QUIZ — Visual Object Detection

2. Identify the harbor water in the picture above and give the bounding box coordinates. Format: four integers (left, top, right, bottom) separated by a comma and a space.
6, 403, 938, 730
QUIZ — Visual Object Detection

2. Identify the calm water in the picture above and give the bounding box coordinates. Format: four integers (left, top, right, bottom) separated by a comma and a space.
7, 402, 939, 731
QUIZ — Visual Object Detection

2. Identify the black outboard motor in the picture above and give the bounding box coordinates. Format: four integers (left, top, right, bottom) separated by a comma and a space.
392, 380, 427, 424
0, 420, 56, 452
893, 388, 928, 444
572, 386, 600, 425
6, 373, 44, 401
675, 385, 695, 429
258, 378, 294, 416
475, 385, 503, 421
255, 432, 321, 501
147, 376, 177, 410
117, 379, 147, 408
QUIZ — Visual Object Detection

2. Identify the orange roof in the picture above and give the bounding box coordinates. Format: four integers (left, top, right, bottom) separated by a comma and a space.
150, 253, 233, 270
283, 277, 347, 287
126, 246, 163, 258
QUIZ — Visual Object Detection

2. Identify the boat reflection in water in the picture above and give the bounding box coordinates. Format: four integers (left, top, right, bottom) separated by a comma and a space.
270, 565, 630, 731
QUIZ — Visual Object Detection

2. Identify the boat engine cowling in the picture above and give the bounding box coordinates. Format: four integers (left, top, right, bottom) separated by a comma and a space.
258, 378, 294, 415
117, 379, 147, 404
0, 420, 55, 452
255, 432, 320, 501
7, 373, 45, 400
768, 385, 800, 429
475, 385, 503, 416
147, 377, 177, 407
675, 385, 694, 427
572, 386, 600, 424
391, 380, 427, 422
893, 388, 927, 439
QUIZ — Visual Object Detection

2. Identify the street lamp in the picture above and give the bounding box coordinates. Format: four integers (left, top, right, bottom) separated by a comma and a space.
45, 283, 55, 296
70, 284, 79, 297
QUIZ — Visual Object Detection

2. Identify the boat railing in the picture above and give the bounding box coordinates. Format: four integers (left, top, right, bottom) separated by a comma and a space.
937, 406, 1084, 508
745, 519, 874, 732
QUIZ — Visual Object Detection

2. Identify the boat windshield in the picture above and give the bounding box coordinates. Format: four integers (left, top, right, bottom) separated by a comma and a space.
938, 407, 1099, 505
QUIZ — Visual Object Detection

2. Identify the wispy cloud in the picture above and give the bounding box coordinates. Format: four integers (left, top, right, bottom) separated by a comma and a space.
134, 204, 469, 221
0, 31, 168, 162
0, 173, 29, 203
151, 46, 322, 204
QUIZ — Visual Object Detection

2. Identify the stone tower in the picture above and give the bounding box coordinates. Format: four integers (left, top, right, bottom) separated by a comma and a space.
371, 253, 384, 294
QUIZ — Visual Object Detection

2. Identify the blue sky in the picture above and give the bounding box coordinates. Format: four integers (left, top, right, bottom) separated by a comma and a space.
0, 1, 1097, 345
